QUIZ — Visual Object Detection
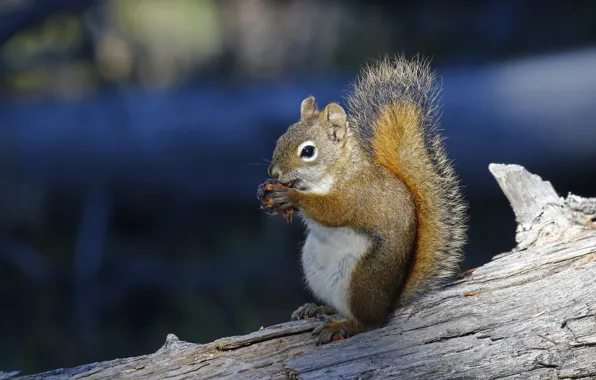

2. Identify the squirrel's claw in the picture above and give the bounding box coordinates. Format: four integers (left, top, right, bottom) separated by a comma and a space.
267, 187, 291, 204
312, 318, 361, 346
290, 303, 336, 321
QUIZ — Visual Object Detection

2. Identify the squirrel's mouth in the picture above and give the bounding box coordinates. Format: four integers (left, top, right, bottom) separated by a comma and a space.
289, 179, 308, 191
280, 180, 297, 188
276, 178, 307, 191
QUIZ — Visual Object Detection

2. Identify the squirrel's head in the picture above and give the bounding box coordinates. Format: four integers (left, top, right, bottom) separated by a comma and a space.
268, 96, 351, 194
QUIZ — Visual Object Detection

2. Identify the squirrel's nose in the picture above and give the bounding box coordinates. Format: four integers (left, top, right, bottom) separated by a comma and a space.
269, 165, 281, 179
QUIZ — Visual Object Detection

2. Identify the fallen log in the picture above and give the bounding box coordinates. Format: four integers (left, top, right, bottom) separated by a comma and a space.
7, 164, 596, 380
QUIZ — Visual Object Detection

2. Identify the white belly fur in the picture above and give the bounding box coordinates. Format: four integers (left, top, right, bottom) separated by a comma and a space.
300, 216, 371, 319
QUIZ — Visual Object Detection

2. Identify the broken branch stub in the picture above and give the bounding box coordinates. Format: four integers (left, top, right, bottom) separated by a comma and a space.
489, 163, 594, 250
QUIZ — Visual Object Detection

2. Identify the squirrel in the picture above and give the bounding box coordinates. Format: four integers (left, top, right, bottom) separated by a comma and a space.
257, 56, 467, 345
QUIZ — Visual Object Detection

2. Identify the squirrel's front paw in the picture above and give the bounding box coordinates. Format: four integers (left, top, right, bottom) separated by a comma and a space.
257, 179, 298, 222
312, 318, 363, 346
291, 303, 336, 321
267, 187, 292, 205
256, 178, 278, 202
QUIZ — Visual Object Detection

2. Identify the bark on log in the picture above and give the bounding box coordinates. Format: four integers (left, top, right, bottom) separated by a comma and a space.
7, 164, 596, 380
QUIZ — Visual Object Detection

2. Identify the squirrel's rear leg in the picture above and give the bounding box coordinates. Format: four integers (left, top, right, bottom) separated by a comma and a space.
291, 303, 336, 321
312, 318, 367, 345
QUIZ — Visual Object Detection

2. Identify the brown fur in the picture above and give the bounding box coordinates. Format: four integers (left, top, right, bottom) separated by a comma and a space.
266, 56, 467, 340
288, 157, 417, 326
348, 56, 468, 305
372, 103, 445, 303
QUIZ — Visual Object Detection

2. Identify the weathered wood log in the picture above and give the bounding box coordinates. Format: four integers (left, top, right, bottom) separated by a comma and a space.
7, 164, 596, 379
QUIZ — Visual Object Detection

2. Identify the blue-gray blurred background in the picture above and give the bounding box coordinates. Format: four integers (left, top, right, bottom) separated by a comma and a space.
1, 0, 595, 374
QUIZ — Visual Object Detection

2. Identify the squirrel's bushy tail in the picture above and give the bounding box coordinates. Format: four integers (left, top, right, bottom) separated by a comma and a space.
346, 55, 467, 303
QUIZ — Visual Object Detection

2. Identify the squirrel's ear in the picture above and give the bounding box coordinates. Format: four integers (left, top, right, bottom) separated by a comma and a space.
300, 96, 318, 119
323, 103, 347, 126
322, 103, 348, 141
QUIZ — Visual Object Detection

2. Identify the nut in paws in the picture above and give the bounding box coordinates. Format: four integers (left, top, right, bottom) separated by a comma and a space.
257, 179, 298, 222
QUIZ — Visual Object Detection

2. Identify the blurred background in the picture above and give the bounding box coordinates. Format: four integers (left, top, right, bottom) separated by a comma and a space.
1, 0, 596, 375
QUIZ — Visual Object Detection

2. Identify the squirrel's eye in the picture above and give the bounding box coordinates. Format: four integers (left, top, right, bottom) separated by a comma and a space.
300, 145, 315, 159
297, 140, 317, 161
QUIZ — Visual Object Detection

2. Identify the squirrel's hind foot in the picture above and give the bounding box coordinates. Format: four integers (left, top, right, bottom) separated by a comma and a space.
312, 318, 365, 346
290, 303, 336, 321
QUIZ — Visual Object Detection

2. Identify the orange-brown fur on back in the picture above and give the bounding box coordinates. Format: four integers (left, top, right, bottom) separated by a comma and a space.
348, 56, 467, 304
263, 55, 467, 344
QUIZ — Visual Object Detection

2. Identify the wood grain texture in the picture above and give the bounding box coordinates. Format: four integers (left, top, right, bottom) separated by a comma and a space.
489, 163, 595, 251
7, 164, 596, 380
